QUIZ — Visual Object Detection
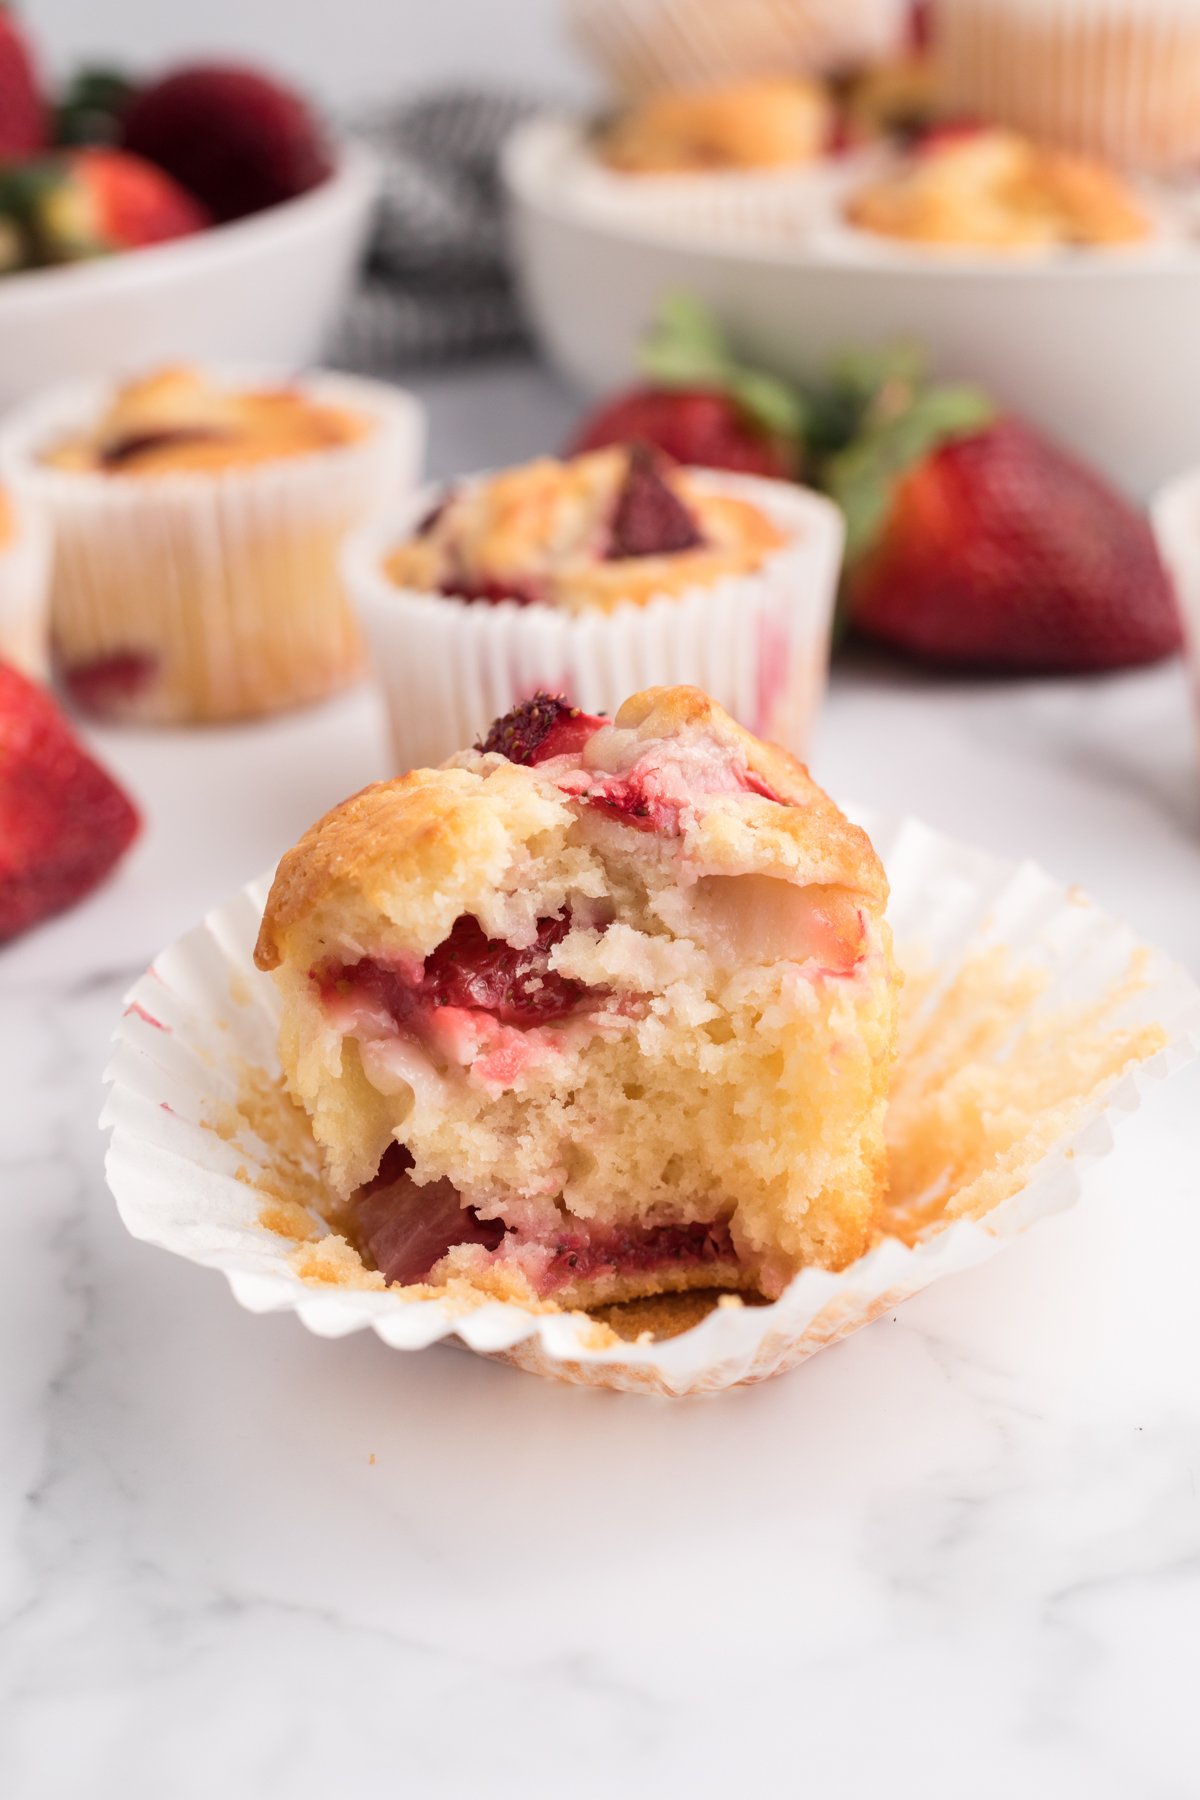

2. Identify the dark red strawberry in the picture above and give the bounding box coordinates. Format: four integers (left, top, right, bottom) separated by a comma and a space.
353, 1165, 503, 1288
323, 912, 598, 1033
0, 662, 140, 943
608, 443, 705, 558
0, 6, 46, 157
0, 148, 208, 266
570, 386, 797, 481
570, 293, 806, 480
121, 63, 332, 222
478, 694, 606, 765
826, 375, 1182, 672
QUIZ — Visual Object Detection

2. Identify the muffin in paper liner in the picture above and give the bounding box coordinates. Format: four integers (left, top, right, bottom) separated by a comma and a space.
0, 486, 52, 681
1151, 469, 1200, 760
510, 119, 1187, 265
570, 0, 909, 95
343, 470, 842, 772
935, 0, 1200, 176
0, 371, 425, 725
100, 808, 1200, 1397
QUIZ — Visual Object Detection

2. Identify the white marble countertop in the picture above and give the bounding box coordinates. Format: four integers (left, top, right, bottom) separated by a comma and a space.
3, 360, 1200, 1800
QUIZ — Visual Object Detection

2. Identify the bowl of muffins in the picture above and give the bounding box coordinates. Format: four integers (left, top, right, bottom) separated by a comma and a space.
506, 0, 1200, 495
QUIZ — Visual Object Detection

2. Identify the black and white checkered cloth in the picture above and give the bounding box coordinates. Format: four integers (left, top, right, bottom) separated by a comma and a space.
332, 89, 548, 370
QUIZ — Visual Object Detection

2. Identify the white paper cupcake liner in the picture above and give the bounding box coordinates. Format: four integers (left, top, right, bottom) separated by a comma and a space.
935, 0, 1200, 175
1151, 468, 1200, 758
0, 370, 425, 725
570, 0, 908, 94
344, 470, 842, 771
0, 488, 51, 681
512, 118, 1191, 266
560, 132, 878, 251
101, 809, 1200, 1397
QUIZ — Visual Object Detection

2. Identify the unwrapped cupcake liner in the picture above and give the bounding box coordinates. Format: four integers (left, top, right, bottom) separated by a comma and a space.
935, 0, 1200, 175
571, 0, 909, 95
0, 371, 426, 725
1151, 467, 1200, 756
344, 470, 843, 771
0, 489, 51, 681
101, 809, 1200, 1397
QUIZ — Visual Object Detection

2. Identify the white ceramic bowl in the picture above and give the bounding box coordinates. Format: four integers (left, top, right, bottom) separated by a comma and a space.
0, 144, 378, 415
504, 117, 1200, 499
1151, 469, 1200, 751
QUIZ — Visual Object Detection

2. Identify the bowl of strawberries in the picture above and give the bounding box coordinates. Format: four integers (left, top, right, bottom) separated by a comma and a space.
0, 12, 376, 406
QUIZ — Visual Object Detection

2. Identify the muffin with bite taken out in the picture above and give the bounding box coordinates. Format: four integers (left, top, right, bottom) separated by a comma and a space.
255, 685, 898, 1308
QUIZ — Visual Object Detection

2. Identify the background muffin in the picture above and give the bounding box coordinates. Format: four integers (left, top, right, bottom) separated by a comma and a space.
0, 484, 51, 681
934, 0, 1200, 174
345, 446, 844, 771
2, 367, 424, 725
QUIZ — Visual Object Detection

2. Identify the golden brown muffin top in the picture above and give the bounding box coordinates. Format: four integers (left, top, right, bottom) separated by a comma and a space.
599, 76, 832, 174
846, 128, 1151, 249
255, 685, 887, 974
384, 446, 786, 616
42, 366, 370, 478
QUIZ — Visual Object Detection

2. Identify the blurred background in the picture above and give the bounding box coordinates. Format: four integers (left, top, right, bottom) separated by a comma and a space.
31, 0, 591, 106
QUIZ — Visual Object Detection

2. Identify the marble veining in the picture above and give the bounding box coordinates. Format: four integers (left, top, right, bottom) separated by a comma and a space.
2, 362, 1199, 1800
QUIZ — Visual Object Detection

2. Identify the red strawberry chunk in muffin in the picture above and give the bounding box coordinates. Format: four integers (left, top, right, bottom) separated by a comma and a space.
607, 443, 706, 558
0, 663, 140, 942
322, 913, 597, 1034
476, 694, 606, 766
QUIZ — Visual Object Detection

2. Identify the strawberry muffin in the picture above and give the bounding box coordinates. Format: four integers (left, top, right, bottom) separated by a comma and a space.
345, 444, 844, 771
846, 127, 1152, 250
255, 686, 897, 1308
1, 365, 424, 724
572, 0, 908, 96
598, 77, 833, 175
0, 484, 51, 681
935, 0, 1200, 176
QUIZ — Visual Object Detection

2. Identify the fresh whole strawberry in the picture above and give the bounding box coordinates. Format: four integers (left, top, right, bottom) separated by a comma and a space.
0, 662, 140, 943
121, 63, 332, 222
821, 354, 1182, 672
0, 148, 209, 268
0, 5, 46, 157
570, 386, 797, 480
570, 293, 806, 480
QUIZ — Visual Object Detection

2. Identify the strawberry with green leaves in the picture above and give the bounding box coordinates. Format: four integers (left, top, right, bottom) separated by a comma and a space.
0, 146, 208, 270
567, 295, 806, 481
818, 347, 1182, 672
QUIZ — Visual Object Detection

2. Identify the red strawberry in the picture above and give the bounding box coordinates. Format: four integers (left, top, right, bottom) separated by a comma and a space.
0, 148, 208, 266
0, 6, 46, 157
570, 386, 797, 481
477, 694, 606, 765
570, 292, 807, 480
825, 372, 1182, 672
0, 663, 140, 943
608, 442, 705, 556
121, 63, 332, 223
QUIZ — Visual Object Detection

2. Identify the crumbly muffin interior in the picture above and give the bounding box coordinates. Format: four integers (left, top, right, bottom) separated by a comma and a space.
257, 691, 897, 1310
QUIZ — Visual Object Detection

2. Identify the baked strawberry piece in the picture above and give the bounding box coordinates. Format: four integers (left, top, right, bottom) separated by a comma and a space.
0, 662, 139, 943
121, 63, 332, 222
256, 686, 897, 1310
